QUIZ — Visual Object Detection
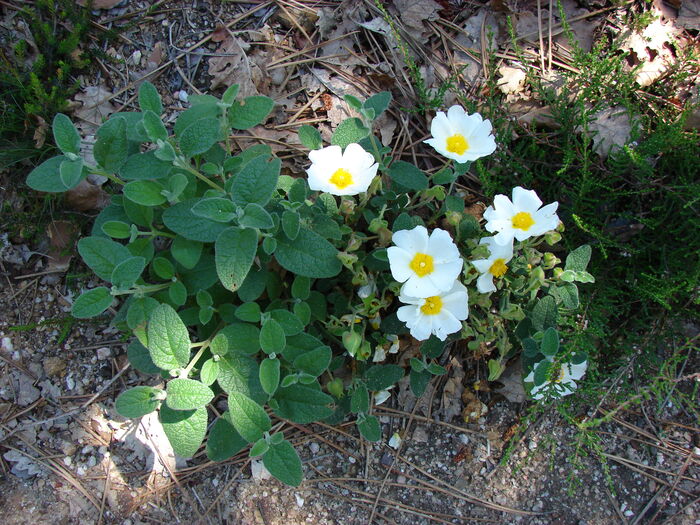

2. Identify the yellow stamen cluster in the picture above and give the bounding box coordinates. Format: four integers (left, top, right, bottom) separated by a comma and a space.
420, 296, 443, 315
409, 253, 434, 277
446, 134, 469, 155
511, 211, 535, 231
329, 168, 353, 189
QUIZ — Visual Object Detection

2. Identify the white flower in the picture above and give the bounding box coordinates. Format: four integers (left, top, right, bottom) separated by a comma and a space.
471, 236, 514, 293
387, 226, 463, 297
524, 358, 588, 400
483, 187, 559, 246
424, 105, 497, 162
306, 143, 378, 196
374, 389, 392, 405
397, 280, 469, 341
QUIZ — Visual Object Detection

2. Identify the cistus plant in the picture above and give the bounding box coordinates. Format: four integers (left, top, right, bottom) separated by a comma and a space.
25, 82, 594, 486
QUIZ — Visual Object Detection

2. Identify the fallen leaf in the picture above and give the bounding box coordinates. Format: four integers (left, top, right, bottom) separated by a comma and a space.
461, 389, 488, 423
73, 85, 116, 125
46, 220, 77, 274
395, 0, 442, 43
438, 357, 464, 421
497, 65, 527, 95
493, 359, 527, 403
587, 106, 633, 158
64, 179, 110, 212
32, 115, 48, 149
208, 36, 261, 96
677, 0, 700, 30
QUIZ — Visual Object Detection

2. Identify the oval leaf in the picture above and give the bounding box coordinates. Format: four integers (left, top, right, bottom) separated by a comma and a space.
165, 378, 214, 410
228, 392, 271, 443
147, 304, 191, 370
159, 405, 207, 458
115, 386, 162, 418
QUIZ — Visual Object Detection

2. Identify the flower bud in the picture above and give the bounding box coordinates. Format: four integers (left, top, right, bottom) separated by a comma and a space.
339, 198, 356, 215
544, 231, 562, 245
446, 211, 462, 227
553, 267, 564, 279
377, 227, 393, 246
543, 252, 560, 269
356, 341, 372, 361
342, 330, 362, 356
347, 234, 363, 252
368, 217, 388, 234
337, 251, 358, 269
327, 377, 344, 398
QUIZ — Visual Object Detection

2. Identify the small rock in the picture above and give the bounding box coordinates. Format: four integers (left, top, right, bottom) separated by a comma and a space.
1, 337, 14, 352
295, 493, 305, 507
43, 357, 67, 377
309, 442, 320, 455
96, 347, 111, 360
412, 427, 429, 443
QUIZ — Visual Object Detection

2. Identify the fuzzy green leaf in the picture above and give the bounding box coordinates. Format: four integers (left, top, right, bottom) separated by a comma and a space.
298, 125, 322, 150
26, 156, 71, 192
123, 180, 167, 206
357, 415, 381, 442
72, 287, 112, 318
215, 227, 258, 291
191, 197, 237, 223
275, 228, 341, 278
293, 347, 331, 378
138, 81, 163, 115
94, 116, 128, 172
160, 405, 207, 458
217, 353, 266, 403
165, 378, 214, 410
363, 92, 392, 118
389, 160, 428, 190
281, 210, 300, 240
272, 384, 334, 423
565, 245, 592, 272
162, 199, 229, 242
540, 327, 560, 357
230, 155, 280, 208
330, 118, 369, 148
59, 158, 84, 189
259, 357, 281, 396
115, 386, 163, 418
228, 392, 271, 442
206, 412, 247, 461
235, 302, 261, 323
77, 237, 131, 281
531, 296, 558, 332
52, 113, 81, 155
260, 319, 286, 354
147, 304, 191, 371
127, 340, 161, 374
111, 256, 146, 290
179, 117, 221, 157
228, 96, 274, 130
351, 385, 369, 414
365, 364, 404, 391
119, 151, 173, 180
171, 236, 203, 270
263, 440, 302, 486
240, 203, 274, 229
142, 110, 168, 142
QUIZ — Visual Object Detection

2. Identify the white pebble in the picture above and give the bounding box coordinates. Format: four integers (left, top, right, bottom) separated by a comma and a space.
177, 90, 189, 103
295, 493, 305, 507
309, 442, 320, 455
96, 347, 111, 360
1, 337, 13, 352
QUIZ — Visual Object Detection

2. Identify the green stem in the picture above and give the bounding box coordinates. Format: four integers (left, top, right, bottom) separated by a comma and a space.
91, 169, 125, 186
111, 282, 171, 297
181, 164, 224, 192
182, 340, 211, 377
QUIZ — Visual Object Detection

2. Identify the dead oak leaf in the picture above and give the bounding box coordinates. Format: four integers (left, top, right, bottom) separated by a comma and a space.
395, 0, 441, 43
497, 65, 527, 95
208, 36, 261, 96
677, 0, 700, 30
586, 106, 633, 158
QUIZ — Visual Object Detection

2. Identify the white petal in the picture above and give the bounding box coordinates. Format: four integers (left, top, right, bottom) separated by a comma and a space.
387, 247, 414, 282
429, 259, 463, 291
432, 310, 462, 340
529, 203, 560, 234
482, 205, 497, 223
523, 370, 534, 383
530, 383, 546, 399
471, 259, 492, 273
493, 229, 515, 246
402, 274, 440, 297
440, 285, 469, 320
476, 273, 496, 293
427, 228, 460, 263
308, 145, 342, 166
568, 361, 588, 380
446, 105, 467, 123
396, 304, 419, 324
392, 225, 428, 253
512, 187, 542, 213
409, 315, 433, 341
454, 111, 481, 137
513, 228, 534, 241
429, 112, 452, 141
492, 194, 515, 217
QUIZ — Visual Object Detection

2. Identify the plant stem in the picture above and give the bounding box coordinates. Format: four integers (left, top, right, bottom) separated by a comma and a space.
181, 164, 224, 192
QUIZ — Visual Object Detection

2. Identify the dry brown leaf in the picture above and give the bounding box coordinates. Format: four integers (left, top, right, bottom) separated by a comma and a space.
73, 85, 116, 125
497, 65, 527, 95
677, 0, 700, 29
46, 220, 77, 274
493, 359, 527, 403
79, 0, 122, 8
64, 179, 110, 212
394, 0, 441, 43
208, 36, 261, 96
314, 2, 365, 69
438, 357, 464, 421
587, 106, 633, 158
509, 100, 559, 129
554, 0, 597, 52
32, 115, 48, 149
461, 389, 488, 423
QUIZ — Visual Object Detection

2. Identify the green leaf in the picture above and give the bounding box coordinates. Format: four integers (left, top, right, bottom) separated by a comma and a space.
262, 237, 277, 255
111, 256, 146, 289
228, 392, 271, 442
101, 220, 131, 239
273, 384, 334, 423
115, 386, 163, 418
72, 287, 112, 318
293, 302, 311, 326
228, 96, 275, 130
365, 364, 404, 391
215, 227, 258, 291
554, 283, 580, 309
533, 360, 552, 386
421, 336, 444, 359
221, 84, 240, 106
218, 323, 261, 356
235, 302, 261, 323
171, 236, 202, 270
240, 203, 274, 229
127, 297, 159, 330
210, 333, 229, 356
123, 180, 167, 206
168, 282, 186, 307
298, 125, 322, 150
179, 117, 221, 157
259, 357, 281, 396
119, 151, 173, 180
263, 439, 302, 487
281, 210, 300, 240
522, 338, 540, 357
268, 309, 303, 336
389, 160, 428, 190
191, 197, 237, 223
52, 113, 81, 155
330, 118, 370, 148
142, 110, 168, 142
94, 116, 128, 172
138, 81, 163, 114
344, 94, 363, 110
26, 156, 72, 192
159, 405, 207, 458
565, 245, 592, 272
427, 363, 447, 375
175, 102, 220, 136
275, 228, 341, 278
127, 238, 154, 262
230, 155, 280, 208
77, 237, 131, 281
260, 319, 286, 354
531, 296, 557, 331
166, 378, 214, 410
540, 327, 560, 357
147, 304, 191, 370
487, 359, 505, 381
409, 368, 431, 396
293, 347, 331, 377
127, 339, 161, 374
162, 199, 229, 242
291, 276, 310, 300
59, 158, 84, 189
363, 92, 392, 118
217, 353, 266, 402
357, 415, 381, 442
249, 438, 269, 457
152, 256, 175, 280
206, 412, 247, 461
351, 385, 369, 413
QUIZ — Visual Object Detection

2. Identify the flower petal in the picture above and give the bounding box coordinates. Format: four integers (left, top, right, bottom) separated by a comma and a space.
568, 361, 588, 380
427, 228, 461, 263
387, 247, 414, 282
308, 144, 342, 166
396, 304, 419, 324
429, 259, 463, 291
402, 274, 440, 297
432, 310, 462, 340
429, 111, 452, 141
441, 285, 469, 320
512, 187, 542, 213
392, 225, 428, 253
471, 259, 492, 273
476, 272, 496, 293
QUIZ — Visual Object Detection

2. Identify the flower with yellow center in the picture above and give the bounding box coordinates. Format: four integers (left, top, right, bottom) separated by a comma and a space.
483, 187, 560, 246
306, 143, 378, 196
387, 226, 463, 298
524, 357, 588, 400
397, 280, 469, 341
471, 237, 514, 294
424, 105, 497, 163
